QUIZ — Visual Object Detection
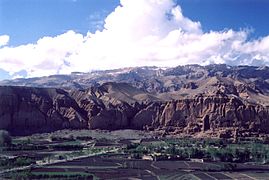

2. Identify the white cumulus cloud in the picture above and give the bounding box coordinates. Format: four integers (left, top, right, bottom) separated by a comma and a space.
0, 0, 269, 78
0, 35, 9, 47
0, 31, 84, 77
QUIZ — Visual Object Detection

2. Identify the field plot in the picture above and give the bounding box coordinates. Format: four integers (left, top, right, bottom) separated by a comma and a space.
158, 171, 189, 180
242, 171, 269, 180
207, 172, 232, 179
26, 171, 96, 179
153, 161, 188, 170
51, 156, 120, 167
152, 161, 222, 171
90, 168, 156, 179
193, 172, 216, 180
48, 155, 158, 179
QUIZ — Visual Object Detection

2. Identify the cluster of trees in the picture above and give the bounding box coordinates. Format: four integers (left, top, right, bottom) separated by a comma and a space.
0, 156, 34, 168
0, 130, 11, 147
126, 138, 269, 163
11, 171, 93, 179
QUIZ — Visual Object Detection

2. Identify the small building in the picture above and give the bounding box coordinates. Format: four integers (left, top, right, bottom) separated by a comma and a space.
190, 158, 204, 163
142, 155, 154, 161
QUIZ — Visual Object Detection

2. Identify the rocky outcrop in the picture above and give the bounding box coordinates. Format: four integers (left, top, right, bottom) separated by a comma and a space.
0, 64, 268, 138
1, 84, 269, 137
0, 86, 88, 135
139, 94, 269, 134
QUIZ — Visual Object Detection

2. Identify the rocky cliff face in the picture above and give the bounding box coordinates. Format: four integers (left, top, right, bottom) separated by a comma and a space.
1, 82, 269, 137
130, 94, 269, 136
2, 64, 269, 137
0, 86, 88, 135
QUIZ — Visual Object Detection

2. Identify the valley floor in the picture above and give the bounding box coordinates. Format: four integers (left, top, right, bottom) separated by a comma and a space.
1, 129, 269, 179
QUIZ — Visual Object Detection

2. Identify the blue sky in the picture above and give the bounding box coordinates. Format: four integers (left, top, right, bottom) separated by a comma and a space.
179, 0, 269, 39
1, 0, 269, 46
0, 0, 269, 80
0, 0, 119, 46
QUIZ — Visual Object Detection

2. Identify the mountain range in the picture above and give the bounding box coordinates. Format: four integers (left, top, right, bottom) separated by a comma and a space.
1, 64, 269, 137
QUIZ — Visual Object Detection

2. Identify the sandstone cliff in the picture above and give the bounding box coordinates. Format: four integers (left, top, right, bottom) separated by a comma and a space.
1, 83, 269, 137
2, 64, 269, 137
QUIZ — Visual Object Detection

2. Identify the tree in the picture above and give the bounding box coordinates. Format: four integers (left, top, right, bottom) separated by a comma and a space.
235, 148, 250, 162
0, 130, 11, 147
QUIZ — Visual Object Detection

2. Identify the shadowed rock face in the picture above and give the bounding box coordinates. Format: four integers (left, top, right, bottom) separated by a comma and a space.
0, 86, 88, 135
1, 82, 269, 136
2, 65, 269, 136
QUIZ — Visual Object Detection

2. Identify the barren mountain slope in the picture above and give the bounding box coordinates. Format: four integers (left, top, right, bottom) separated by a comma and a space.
1, 65, 269, 137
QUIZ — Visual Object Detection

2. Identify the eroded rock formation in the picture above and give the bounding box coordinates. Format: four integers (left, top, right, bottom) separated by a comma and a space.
2, 65, 269, 136
1, 83, 269, 137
